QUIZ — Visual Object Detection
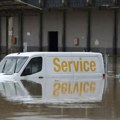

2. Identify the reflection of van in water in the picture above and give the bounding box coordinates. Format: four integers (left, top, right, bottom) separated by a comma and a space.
0, 79, 30, 100
0, 52, 105, 103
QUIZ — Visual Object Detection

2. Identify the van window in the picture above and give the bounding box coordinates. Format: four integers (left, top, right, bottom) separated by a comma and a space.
0, 57, 28, 74
21, 57, 42, 76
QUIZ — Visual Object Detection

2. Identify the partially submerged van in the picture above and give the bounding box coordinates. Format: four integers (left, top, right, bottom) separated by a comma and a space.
0, 52, 105, 103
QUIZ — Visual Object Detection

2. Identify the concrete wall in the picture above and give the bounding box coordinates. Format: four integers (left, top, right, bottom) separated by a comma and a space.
66, 10, 87, 51
24, 15, 39, 51
1, 9, 120, 55
91, 10, 114, 53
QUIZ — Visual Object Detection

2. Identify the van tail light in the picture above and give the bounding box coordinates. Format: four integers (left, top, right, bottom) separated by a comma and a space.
103, 74, 106, 79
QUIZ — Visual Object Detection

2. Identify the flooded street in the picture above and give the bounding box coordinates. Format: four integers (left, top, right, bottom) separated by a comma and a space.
0, 56, 120, 120
0, 78, 120, 120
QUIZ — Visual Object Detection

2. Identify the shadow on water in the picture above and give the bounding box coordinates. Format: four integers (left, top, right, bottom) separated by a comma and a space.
1, 56, 120, 120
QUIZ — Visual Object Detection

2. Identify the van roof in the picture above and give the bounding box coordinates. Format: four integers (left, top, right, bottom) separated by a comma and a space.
7, 52, 43, 57
6, 52, 102, 57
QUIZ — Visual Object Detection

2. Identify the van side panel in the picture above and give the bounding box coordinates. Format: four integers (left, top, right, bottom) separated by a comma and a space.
44, 52, 105, 102
44, 53, 74, 101
72, 53, 104, 102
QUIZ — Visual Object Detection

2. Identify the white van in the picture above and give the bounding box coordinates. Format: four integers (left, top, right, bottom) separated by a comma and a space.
0, 52, 105, 103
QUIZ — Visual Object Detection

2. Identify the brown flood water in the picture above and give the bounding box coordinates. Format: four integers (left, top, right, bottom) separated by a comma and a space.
0, 78, 120, 120
0, 56, 120, 120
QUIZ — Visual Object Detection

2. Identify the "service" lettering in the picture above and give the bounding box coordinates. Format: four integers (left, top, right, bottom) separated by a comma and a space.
53, 80, 96, 96
53, 57, 96, 72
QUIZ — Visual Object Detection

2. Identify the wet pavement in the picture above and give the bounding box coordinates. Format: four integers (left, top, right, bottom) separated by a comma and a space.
0, 56, 120, 120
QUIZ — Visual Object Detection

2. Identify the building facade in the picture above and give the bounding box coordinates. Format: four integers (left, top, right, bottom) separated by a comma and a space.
0, 0, 120, 58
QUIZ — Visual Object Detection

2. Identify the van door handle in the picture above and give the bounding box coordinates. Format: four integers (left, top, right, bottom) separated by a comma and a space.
39, 76, 43, 79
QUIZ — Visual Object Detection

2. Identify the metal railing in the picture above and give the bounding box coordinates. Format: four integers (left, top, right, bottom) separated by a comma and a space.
44, 0, 63, 8
92, 0, 114, 7
43, 0, 117, 9
21, 0, 40, 7
1, 0, 120, 9
68, 0, 87, 8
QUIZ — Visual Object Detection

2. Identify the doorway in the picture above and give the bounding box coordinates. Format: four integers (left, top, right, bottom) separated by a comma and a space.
48, 31, 58, 51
